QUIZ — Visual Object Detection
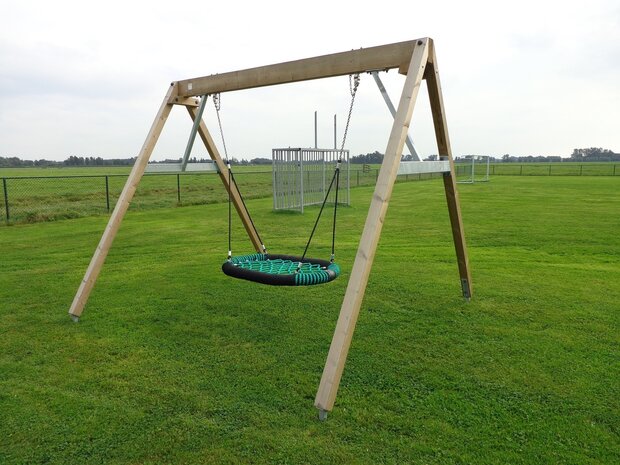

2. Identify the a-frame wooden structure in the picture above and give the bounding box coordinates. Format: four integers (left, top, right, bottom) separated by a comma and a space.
68, 38, 472, 418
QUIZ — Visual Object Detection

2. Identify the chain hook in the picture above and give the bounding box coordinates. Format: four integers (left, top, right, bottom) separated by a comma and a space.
349, 73, 360, 97
212, 93, 229, 161
213, 92, 221, 112
340, 74, 361, 153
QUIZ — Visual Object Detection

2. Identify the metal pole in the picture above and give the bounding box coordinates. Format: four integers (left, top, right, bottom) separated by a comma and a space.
300, 150, 304, 213
177, 174, 181, 203
486, 156, 490, 181
314, 111, 318, 149
322, 152, 326, 200
105, 176, 110, 212
272, 149, 277, 210
2, 178, 9, 222
472, 156, 476, 183
346, 150, 350, 205
181, 95, 208, 171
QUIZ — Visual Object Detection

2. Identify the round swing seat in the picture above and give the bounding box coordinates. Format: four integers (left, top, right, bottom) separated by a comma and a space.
222, 253, 340, 286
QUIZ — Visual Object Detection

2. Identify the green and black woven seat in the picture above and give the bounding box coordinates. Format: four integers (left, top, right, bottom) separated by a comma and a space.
222, 253, 340, 286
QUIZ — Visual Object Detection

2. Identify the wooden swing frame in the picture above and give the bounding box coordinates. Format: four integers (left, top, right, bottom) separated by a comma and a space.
68, 38, 472, 418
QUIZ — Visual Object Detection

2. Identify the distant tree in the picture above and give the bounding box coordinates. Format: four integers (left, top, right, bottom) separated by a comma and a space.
250, 157, 272, 165
350, 151, 384, 164
570, 147, 619, 161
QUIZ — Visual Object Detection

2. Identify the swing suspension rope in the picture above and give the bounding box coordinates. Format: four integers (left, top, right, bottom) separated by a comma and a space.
217, 74, 360, 286
213, 93, 266, 259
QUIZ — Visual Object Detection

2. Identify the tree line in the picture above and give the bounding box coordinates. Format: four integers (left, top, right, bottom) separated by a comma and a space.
1, 147, 618, 168
494, 148, 620, 163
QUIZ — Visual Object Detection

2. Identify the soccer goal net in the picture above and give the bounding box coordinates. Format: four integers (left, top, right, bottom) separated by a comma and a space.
455, 155, 491, 183
272, 148, 350, 213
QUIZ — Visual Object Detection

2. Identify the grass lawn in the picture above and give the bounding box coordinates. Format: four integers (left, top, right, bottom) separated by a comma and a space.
1, 176, 618, 464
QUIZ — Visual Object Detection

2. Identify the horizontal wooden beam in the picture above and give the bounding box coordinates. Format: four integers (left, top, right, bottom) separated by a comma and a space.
170, 96, 200, 107
175, 39, 426, 98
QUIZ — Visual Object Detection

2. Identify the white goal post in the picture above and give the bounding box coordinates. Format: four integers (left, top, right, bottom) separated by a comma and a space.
456, 155, 490, 183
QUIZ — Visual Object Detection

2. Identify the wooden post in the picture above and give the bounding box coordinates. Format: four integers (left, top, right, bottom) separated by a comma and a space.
314, 39, 430, 416
425, 41, 473, 299
187, 105, 264, 252
68, 83, 178, 321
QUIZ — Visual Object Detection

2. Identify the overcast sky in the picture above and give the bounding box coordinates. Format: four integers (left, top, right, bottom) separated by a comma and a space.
1, 0, 618, 161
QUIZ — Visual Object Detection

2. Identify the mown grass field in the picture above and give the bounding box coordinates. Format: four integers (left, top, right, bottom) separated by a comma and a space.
1, 176, 619, 464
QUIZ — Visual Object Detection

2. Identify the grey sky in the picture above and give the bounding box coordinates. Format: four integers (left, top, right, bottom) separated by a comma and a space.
0, 0, 618, 161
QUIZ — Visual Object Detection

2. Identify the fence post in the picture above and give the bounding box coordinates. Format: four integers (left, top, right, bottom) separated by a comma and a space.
2, 178, 9, 222
614, 164, 617, 176
177, 174, 181, 203
356, 170, 359, 187
105, 176, 110, 212
548, 164, 551, 176
520, 165, 523, 175
580, 165, 583, 176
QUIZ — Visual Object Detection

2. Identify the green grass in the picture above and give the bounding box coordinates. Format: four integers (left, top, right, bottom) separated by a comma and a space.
1, 176, 619, 464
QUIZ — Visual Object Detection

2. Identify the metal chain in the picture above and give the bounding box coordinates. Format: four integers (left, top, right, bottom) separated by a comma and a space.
212, 93, 230, 162
339, 73, 360, 153
212, 92, 267, 256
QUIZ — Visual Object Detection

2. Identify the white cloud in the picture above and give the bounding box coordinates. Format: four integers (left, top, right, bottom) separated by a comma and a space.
0, 0, 618, 161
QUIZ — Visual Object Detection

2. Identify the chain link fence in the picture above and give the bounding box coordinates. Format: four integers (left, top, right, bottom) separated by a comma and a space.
2, 169, 422, 225
0, 172, 273, 224
489, 163, 619, 176
3, 163, 616, 225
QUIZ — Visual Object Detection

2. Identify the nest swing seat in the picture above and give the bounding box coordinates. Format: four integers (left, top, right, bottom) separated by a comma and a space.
222, 253, 340, 286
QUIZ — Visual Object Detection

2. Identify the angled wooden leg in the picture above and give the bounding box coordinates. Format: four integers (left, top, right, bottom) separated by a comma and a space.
68, 83, 178, 321
314, 39, 430, 416
425, 42, 472, 299
187, 106, 264, 252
